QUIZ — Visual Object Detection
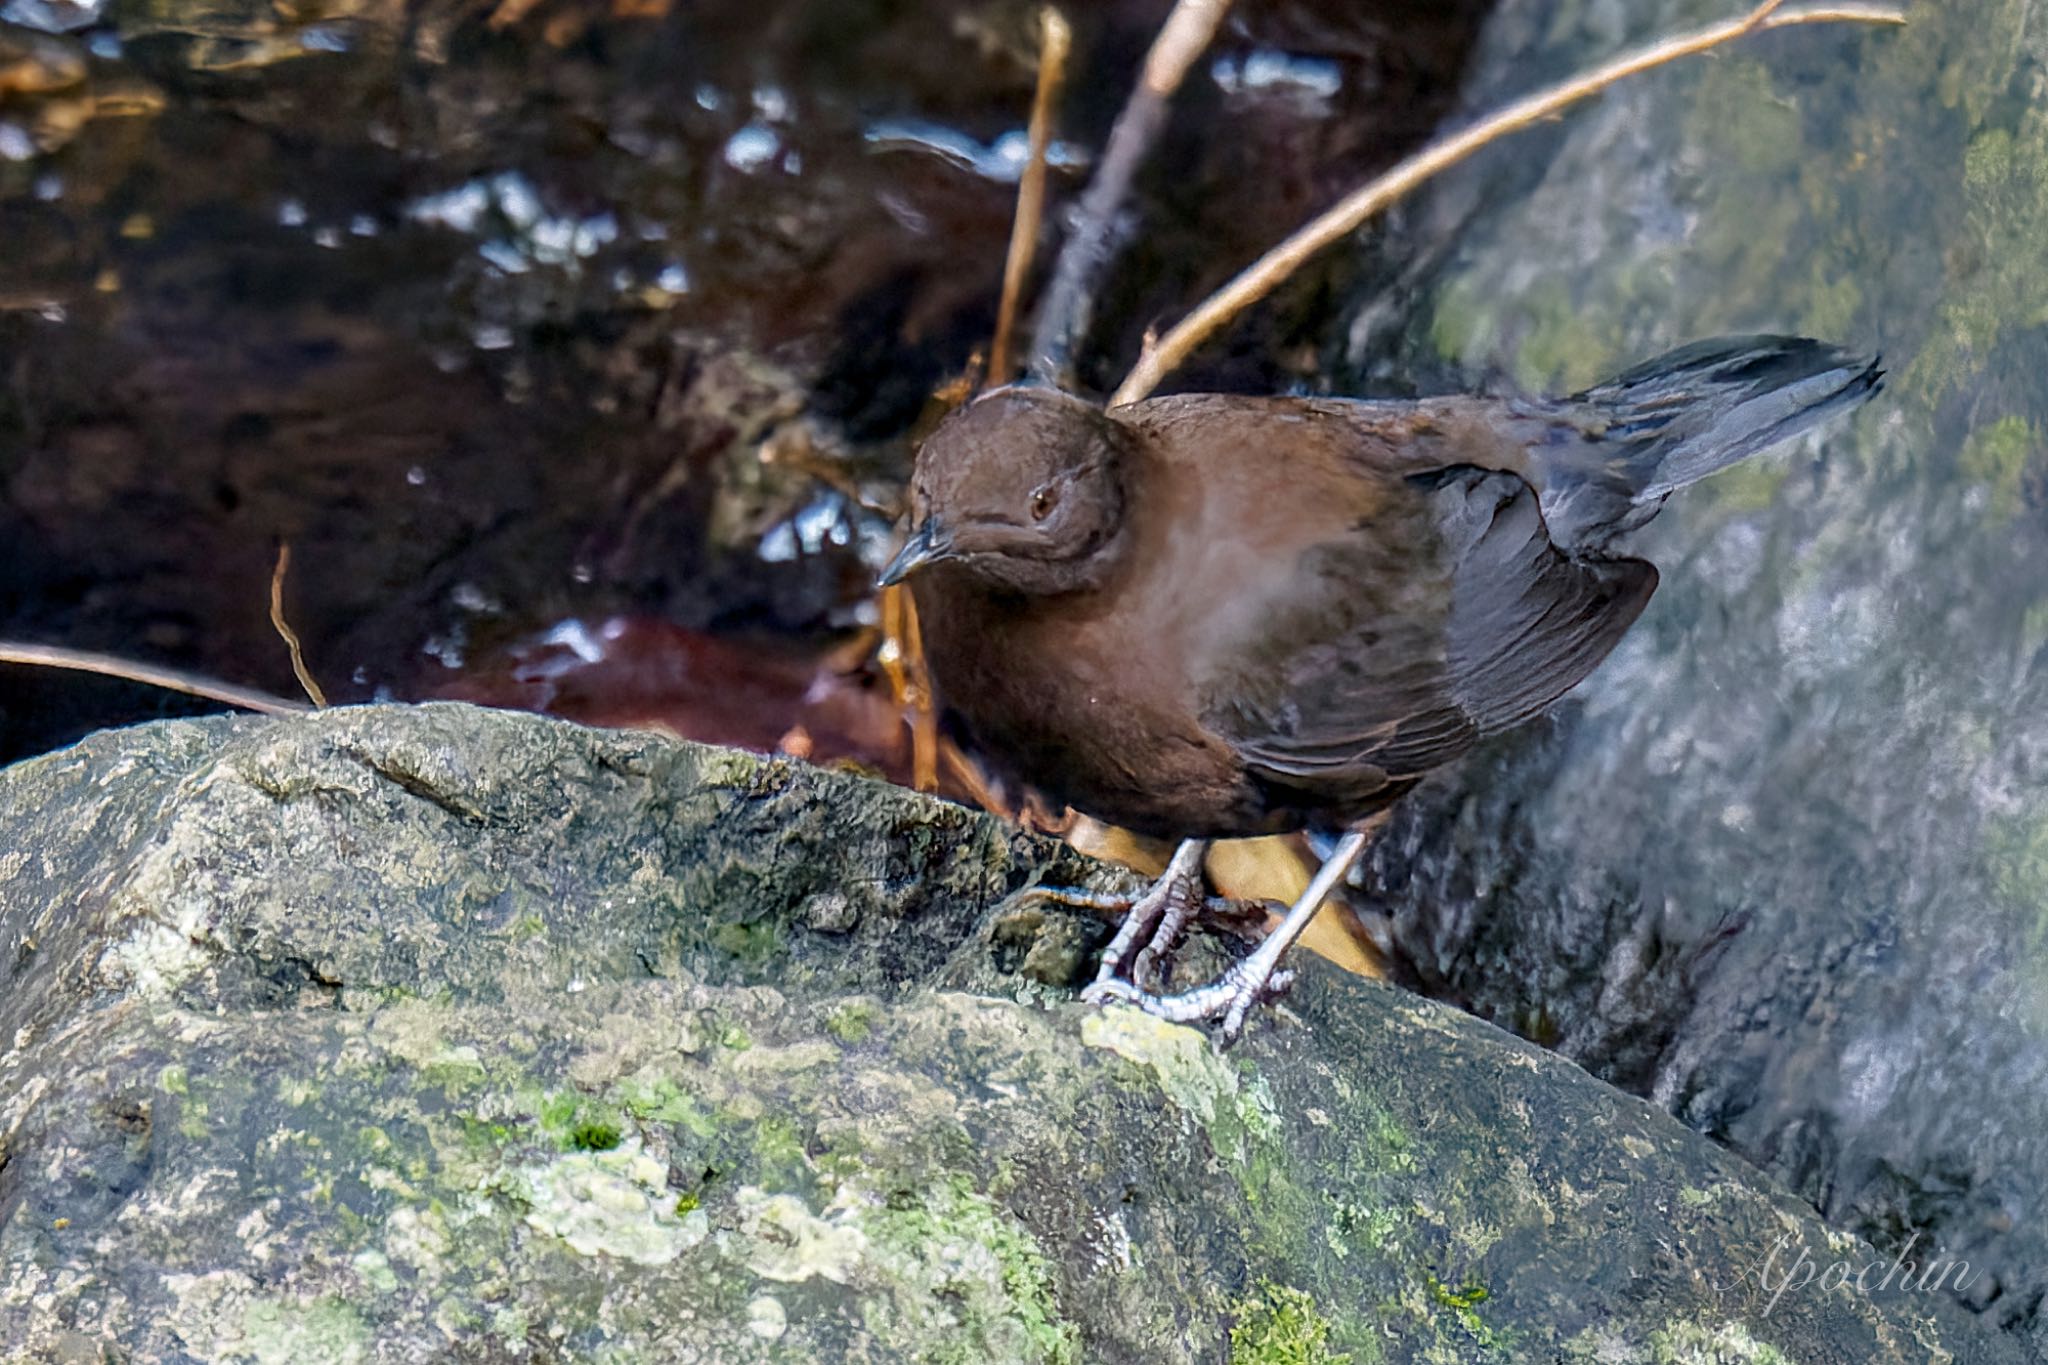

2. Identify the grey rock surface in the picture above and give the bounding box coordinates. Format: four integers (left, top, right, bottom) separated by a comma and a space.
0, 703, 2026, 1363
1336, 0, 2048, 1351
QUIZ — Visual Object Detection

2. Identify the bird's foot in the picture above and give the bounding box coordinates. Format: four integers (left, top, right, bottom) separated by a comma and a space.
1082, 954, 1300, 1045
1082, 820, 1387, 1044
1004, 839, 1263, 993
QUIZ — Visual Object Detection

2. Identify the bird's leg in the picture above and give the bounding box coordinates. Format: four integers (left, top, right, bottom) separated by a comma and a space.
1127, 842, 1221, 989
1086, 815, 1385, 1043
1086, 838, 1208, 991
1007, 839, 1224, 989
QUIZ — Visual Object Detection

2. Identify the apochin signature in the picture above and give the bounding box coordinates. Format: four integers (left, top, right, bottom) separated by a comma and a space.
1720, 1232, 1976, 1316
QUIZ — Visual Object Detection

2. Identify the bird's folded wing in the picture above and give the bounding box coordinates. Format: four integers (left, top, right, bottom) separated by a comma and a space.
1208, 465, 1656, 794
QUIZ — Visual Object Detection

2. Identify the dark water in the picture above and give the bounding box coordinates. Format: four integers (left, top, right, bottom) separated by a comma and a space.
0, 0, 1485, 760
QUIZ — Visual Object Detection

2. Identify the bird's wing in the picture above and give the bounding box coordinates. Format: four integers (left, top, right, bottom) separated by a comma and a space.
1200, 461, 1656, 801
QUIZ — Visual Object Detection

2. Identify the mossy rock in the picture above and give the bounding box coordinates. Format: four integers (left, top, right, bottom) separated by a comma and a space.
0, 704, 2022, 1362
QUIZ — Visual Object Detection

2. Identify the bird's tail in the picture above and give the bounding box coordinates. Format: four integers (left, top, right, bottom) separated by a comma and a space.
1533, 335, 1882, 551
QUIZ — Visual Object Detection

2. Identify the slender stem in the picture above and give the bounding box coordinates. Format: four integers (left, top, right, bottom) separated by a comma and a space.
1109, 0, 1906, 408
269, 542, 329, 708
0, 642, 311, 717
901, 584, 940, 793
1027, 0, 1234, 384
990, 7, 1071, 384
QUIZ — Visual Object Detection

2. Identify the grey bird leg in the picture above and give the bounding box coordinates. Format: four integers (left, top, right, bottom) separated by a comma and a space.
1086, 814, 1386, 1043
1004, 838, 1256, 992
1088, 838, 1208, 991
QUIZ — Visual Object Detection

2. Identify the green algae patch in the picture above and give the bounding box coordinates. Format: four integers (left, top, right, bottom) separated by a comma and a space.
1423, 1273, 1496, 1347
859, 1176, 1080, 1365
241, 1296, 372, 1365
1957, 415, 2037, 523
164, 1274, 372, 1365
1229, 1281, 1353, 1365
826, 998, 881, 1045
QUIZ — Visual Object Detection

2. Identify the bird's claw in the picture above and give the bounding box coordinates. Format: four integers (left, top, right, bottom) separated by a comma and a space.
1081, 960, 1299, 1043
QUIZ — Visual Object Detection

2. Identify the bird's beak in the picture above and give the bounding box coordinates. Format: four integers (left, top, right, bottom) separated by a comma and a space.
877, 518, 954, 587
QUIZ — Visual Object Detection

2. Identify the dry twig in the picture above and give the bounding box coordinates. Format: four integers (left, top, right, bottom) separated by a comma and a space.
877, 585, 943, 792
1028, 0, 1234, 383
269, 542, 329, 708
1110, 0, 1906, 407
0, 642, 310, 717
989, 7, 1072, 384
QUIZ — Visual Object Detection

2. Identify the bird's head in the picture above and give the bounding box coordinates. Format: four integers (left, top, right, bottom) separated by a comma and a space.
880, 385, 1132, 597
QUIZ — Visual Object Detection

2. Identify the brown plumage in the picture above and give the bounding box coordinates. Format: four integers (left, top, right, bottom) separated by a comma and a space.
880, 336, 1881, 1034
888, 337, 1880, 839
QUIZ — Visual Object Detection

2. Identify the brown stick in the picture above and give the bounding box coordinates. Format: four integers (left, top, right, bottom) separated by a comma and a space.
1027, 0, 1234, 383
0, 642, 311, 717
989, 7, 1072, 384
269, 542, 329, 708
1109, 0, 1905, 407
900, 586, 940, 793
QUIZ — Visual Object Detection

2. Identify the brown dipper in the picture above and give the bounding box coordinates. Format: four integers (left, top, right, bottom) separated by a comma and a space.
880, 336, 1882, 1038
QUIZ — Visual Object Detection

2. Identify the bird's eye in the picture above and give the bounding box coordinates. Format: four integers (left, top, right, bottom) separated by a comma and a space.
1030, 486, 1058, 522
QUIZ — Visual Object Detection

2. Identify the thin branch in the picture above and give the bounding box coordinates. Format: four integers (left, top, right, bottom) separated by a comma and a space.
1109, 0, 1905, 407
0, 642, 311, 717
877, 584, 942, 793
1027, 0, 1234, 384
900, 585, 940, 793
990, 7, 1072, 384
269, 542, 329, 708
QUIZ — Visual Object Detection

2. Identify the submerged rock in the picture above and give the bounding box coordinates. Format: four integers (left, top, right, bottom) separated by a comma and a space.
0, 703, 2024, 1362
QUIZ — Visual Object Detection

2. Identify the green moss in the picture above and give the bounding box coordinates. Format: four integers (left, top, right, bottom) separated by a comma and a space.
752, 1114, 813, 1189
505, 913, 548, 942
1910, 113, 2048, 402
239, 1296, 370, 1365
860, 1175, 1079, 1365
1429, 276, 1497, 366
1081, 1010, 1315, 1263
1228, 1281, 1351, 1365
1645, 1320, 1793, 1364
1696, 458, 1791, 518
1327, 1198, 1401, 1257
568, 1119, 623, 1152
826, 999, 880, 1045
1799, 260, 1864, 343
532, 1089, 632, 1154
618, 1076, 718, 1136
1957, 414, 2036, 522
1423, 1272, 1493, 1339
711, 917, 783, 962
1510, 276, 1612, 393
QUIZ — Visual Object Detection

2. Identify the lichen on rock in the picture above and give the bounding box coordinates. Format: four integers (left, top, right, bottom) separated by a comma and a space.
0, 704, 2025, 1362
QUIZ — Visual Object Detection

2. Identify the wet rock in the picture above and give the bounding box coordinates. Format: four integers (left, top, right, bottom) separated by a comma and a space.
1340, 0, 2048, 1350
0, 702, 2026, 1362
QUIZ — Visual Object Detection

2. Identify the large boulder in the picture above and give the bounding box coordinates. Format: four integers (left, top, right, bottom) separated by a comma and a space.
0, 704, 2023, 1362
1336, 0, 2048, 1349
